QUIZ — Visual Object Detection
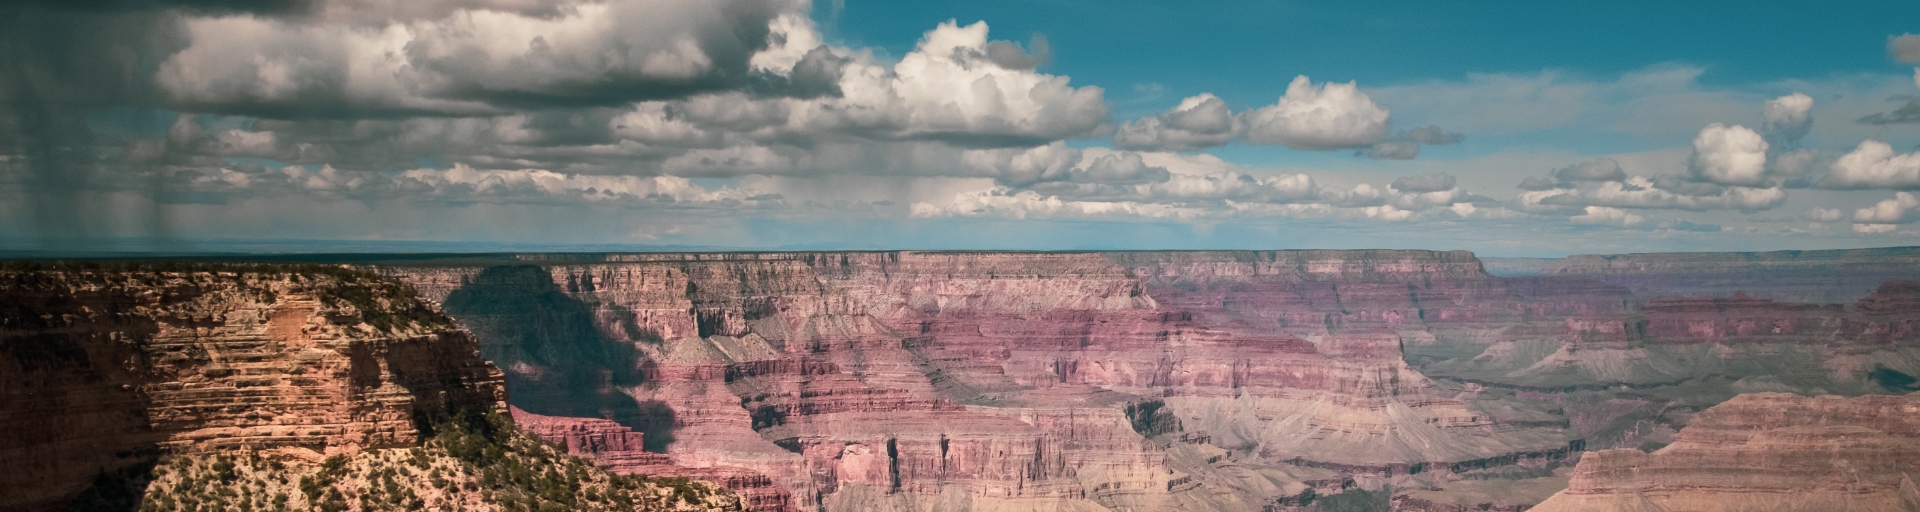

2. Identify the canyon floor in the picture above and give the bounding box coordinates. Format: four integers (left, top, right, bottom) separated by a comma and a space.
5, 247, 1920, 511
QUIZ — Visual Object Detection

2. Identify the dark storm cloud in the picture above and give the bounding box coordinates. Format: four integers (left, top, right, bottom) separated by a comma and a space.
151, 0, 801, 119
0, 0, 313, 15
0, 3, 197, 240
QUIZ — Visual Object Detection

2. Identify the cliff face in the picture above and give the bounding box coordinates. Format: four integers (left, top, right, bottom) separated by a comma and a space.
384, 251, 1603, 511
0, 267, 505, 512
1530, 392, 1920, 512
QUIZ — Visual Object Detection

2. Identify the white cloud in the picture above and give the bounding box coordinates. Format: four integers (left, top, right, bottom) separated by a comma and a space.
1826, 140, 1920, 189
605, 20, 1108, 148
1688, 123, 1769, 186
839, 20, 1105, 143
1571, 206, 1643, 226
1518, 175, 1786, 213
1853, 192, 1920, 224
1892, 34, 1920, 64
1803, 208, 1843, 222
909, 190, 1193, 220
1363, 203, 1413, 221
1113, 93, 1237, 151
1241, 75, 1390, 150
1761, 92, 1812, 145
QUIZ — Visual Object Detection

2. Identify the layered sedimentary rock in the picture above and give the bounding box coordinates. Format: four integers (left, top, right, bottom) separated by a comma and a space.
1530, 392, 1920, 512
512, 406, 794, 512
0, 266, 506, 511
385, 251, 1605, 511
1421, 280, 1920, 394
1487, 246, 1920, 303
368, 249, 1920, 511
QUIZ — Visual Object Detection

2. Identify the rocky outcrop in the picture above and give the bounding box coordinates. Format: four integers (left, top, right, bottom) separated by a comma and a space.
1529, 392, 1920, 512
511, 406, 794, 512
0, 265, 505, 511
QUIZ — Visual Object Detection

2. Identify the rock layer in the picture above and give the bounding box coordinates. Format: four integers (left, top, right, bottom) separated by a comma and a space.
1530, 392, 1920, 512
0, 267, 505, 511
385, 251, 1603, 511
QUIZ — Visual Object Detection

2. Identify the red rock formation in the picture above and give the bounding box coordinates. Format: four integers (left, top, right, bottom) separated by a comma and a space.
1530, 392, 1920, 512
509, 406, 794, 512
0, 268, 505, 512
385, 250, 1600, 511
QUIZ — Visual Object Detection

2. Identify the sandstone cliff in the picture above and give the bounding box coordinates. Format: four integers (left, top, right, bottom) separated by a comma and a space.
0, 263, 748, 512
0, 264, 506, 511
1529, 392, 1920, 512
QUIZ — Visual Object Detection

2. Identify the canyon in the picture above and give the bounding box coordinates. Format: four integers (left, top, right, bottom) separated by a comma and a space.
5, 247, 1919, 511
0, 264, 743, 512
372, 248, 1920, 511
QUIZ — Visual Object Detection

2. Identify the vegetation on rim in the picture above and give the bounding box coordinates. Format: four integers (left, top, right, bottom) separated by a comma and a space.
69, 412, 745, 512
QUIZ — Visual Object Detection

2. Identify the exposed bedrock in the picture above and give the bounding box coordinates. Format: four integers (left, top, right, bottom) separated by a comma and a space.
1529, 392, 1920, 512
378, 249, 1920, 511
0, 267, 506, 512
385, 251, 1618, 511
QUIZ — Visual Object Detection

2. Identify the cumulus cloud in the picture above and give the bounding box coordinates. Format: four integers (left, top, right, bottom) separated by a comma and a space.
1571, 206, 1643, 227
1891, 34, 1920, 64
604, 20, 1109, 149
1113, 93, 1237, 151
1242, 75, 1391, 150
1115, 83, 1453, 159
1688, 123, 1769, 186
1551, 158, 1626, 183
155, 0, 804, 116
1854, 192, 1920, 228
1825, 140, 1920, 189
1761, 93, 1812, 146
1518, 175, 1785, 213
1665, 219, 1720, 232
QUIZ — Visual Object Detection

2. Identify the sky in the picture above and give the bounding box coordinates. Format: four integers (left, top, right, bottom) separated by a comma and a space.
4, 0, 1920, 256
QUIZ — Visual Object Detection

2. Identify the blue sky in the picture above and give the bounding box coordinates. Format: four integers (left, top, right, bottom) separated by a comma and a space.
3, 0, 1920, 256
